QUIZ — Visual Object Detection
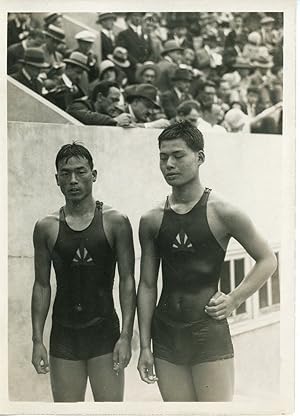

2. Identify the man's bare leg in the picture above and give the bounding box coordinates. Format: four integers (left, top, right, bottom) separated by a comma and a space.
191, 358, 234, 401
88, 353, 124, 401
50, 356, 88, 402
154, 357, 197, 401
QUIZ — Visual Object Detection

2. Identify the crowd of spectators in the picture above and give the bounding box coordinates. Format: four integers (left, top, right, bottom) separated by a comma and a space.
7, 12, 283, 133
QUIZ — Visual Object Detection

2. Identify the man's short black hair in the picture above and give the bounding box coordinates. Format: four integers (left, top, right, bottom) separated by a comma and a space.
90, 80, 119, 102
158, 121, 204, 151
55, 142, 94, 170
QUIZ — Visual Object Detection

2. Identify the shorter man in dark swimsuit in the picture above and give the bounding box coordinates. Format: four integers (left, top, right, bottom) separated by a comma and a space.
31, 143, 136, 402
137, 121, 277, 401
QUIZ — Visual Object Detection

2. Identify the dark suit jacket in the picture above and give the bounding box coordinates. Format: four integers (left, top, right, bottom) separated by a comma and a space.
116, 27, 151, 64
7, 42, 25, 74
7, 19, 30, 47
155, 59, 178, 92
67, 98, 117, 125
11, 69, 43, 94
160, 88, 193, 119
101, 31, 115, 60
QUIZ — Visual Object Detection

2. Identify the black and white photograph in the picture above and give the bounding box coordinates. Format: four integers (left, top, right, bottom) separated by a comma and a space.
1, 0, 296, 414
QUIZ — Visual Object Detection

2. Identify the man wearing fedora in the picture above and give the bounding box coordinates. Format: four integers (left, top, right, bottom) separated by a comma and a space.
11, 47, 50, 94
74, 30, 99, 83
135, 61, 159, 85
45, 51, 89, 111
160, 67, 193, 119
107, 47, 135, 85
155, 40, 183, 93
67, 80, 132, 127
7, 28, 45, 75
43, 13, 63, 29
96, 13, 117, 60
116, 13, 150, 65
124, 83, 169, 128
41, 24, 66, 67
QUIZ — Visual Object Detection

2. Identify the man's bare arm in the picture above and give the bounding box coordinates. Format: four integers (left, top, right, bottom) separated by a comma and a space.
137, 213, 160, 383
112, 214, 136, 371
206, 204, 277, 319
31, 220, 52, 374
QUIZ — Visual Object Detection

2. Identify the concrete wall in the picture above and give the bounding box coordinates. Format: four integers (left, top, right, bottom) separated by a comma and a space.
7, 77, 82, 125
7, 122, 282, 401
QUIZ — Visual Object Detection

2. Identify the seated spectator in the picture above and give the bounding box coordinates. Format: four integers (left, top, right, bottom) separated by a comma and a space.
43, 13, 63, 29
45, 51, 89, 110
171, 100, 201, 127
197, 102, 227, 133
74, 30, 99, 83
224, 14, 248, 49
195, 80, 217, 107
10, 47, 50, 94
116, 12, 151, 64
7, 28, 45, 75
8, 13, 32, 47
258, 16, 280, 52
195, 31, 222, 73
124, 83, 170, 128
96, 12, 117, 60
160, 67, 193, 119
107, 46, 135, 85
156, 40, 183, 92
136, 61, 159, 85
41, 24, 66, 67
67, 80, 132, 127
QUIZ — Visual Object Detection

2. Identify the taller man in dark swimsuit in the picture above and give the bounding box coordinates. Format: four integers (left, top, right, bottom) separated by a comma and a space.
137, 121, 277, 401
31, 143, 136, 402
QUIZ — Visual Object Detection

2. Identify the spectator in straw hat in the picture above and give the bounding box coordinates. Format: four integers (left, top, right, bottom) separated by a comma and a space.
96, 13, 117, 60
160, 67, 193, 119
258, 16, 280, 51
11, 47, 50, 94
43, 13, 63, 29
41, 24, 66, 67
124, 83, 169, 128
7, 28, 45, 75
108, 46, 135, 85
135, 61, 159, 85
74, 30, 99, 82
156, 40, 183, 92
45, 51, 89, 110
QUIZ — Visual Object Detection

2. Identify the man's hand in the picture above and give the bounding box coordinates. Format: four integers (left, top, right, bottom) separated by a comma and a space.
114, 113, 132, 127
144, 119, 171, 129
32, 342, 49, 374
205, 291, 237, 320
112, 335, 132, 375
137, 347, 158, 384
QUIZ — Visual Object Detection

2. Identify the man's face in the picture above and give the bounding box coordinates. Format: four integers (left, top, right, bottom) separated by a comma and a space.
95, 86, 121, 117
238, 67, 250, 78
175, 27, 187, 38
101, 17, 115, 30
234, 17, 243, 28
46, 36, 61, 52
66, 65, 84, 85
102, 68, 117, 82
211, 103, 223, 123
181, 108, 200, 127
27, 35, 45, 48
130, 14, 142, 26
159, 138, 203, 187
131, 98, 153, 122
175, 80, 191, 94
25, 64, 41, 79
168, 50, 182, 65
141, 68, 156, 84
183, 50, 195, 66
78, 40, 93, 55
247, 91, 259, 105
17, 13, 29, 23
218, 81, 231, 100
56, 156, 96, 202
203, 86, 216, 105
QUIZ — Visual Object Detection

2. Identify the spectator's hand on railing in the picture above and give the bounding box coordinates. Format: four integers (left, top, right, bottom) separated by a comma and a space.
144, 119, 171, 129
114, 113, 132, 127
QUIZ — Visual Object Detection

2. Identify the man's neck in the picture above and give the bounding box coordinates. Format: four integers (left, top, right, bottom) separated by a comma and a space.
64, 195, 96, 216
170, 178, 205, 207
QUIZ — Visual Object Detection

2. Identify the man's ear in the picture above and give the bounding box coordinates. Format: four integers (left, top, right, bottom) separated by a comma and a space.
92, 169, 97, 182
198, 150, 205, 165
97, 92, 103, 102
55, 173, 59, 186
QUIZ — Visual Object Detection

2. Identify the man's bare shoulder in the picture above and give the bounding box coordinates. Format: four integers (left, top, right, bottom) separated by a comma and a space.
140, 200, 165, 233
34, 211, 60, 234
102, 203, 131, 227
208, 190, 250, 227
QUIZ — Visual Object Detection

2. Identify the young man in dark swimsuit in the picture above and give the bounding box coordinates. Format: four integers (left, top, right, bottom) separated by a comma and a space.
31, 143, 136, 402
137, 121, 277, 401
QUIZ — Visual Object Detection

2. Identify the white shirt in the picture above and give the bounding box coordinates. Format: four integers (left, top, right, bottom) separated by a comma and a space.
101, 28, 115, 42
197, 117, 227, 133
128, 24, 142, 37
